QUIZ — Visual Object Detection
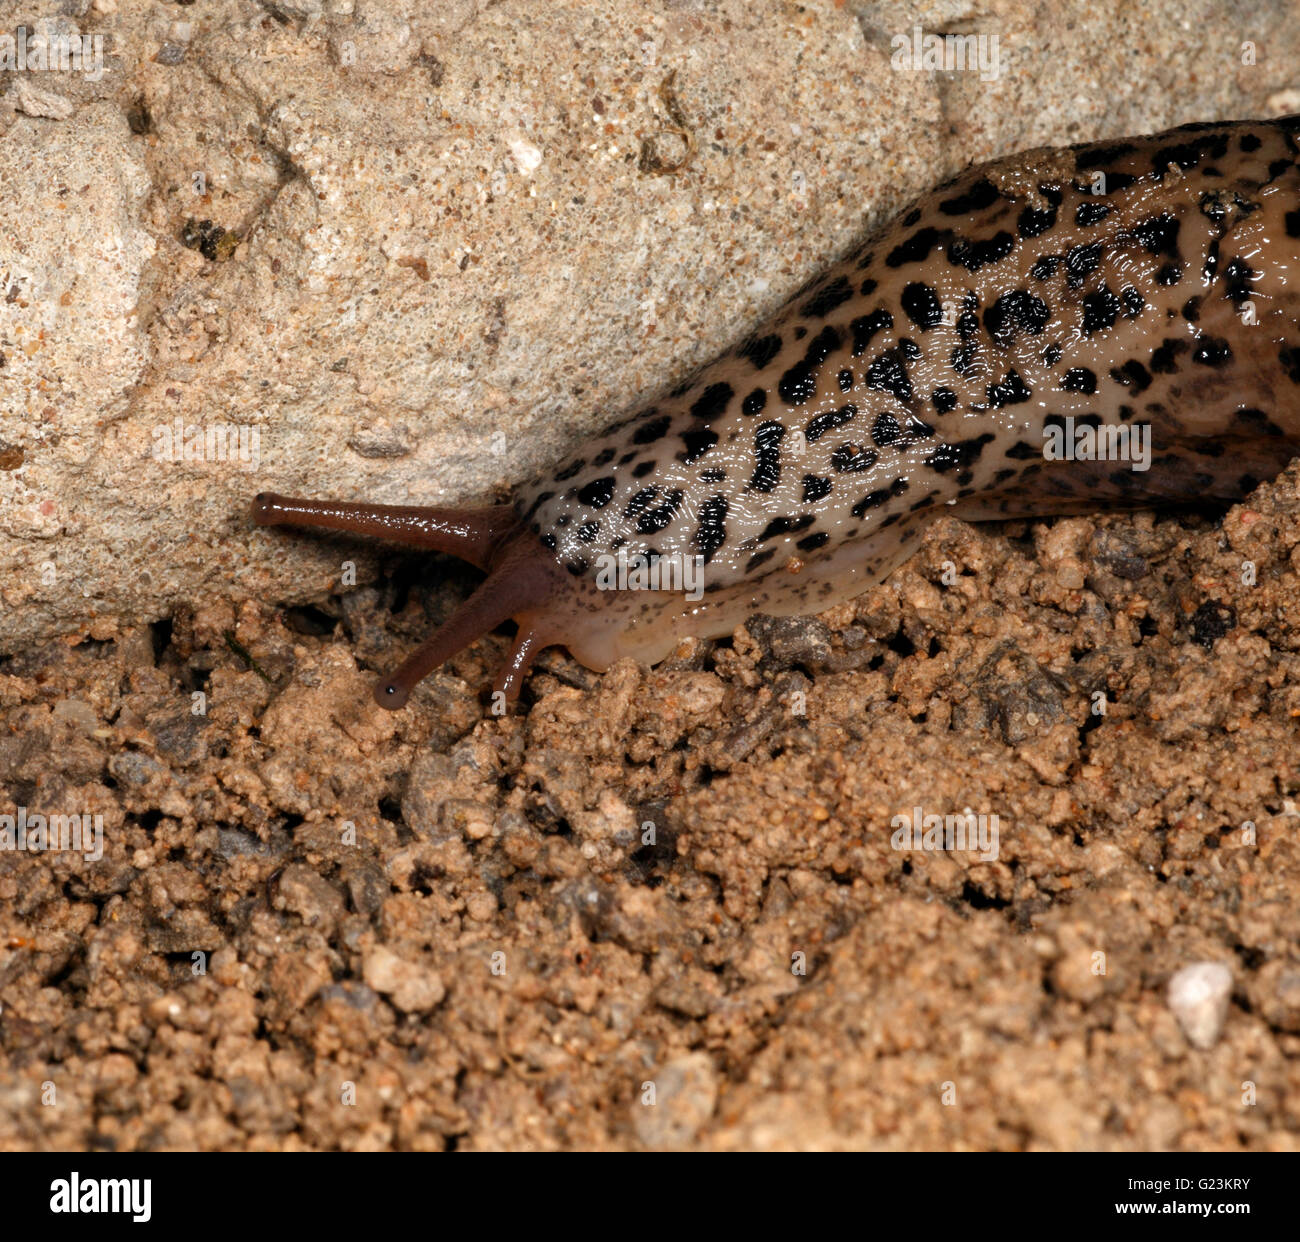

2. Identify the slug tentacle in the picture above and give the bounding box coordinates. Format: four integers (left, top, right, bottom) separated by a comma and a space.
373, 542, 566, 709
252, 491, 568, 707
253, 116, 1300, 708
251, 492, 517, 571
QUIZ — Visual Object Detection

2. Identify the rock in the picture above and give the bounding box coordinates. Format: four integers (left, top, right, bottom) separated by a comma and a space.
632, 1052, 718, 1150
1167, 962, 1233, 1050
7, 78, 74, 120
2, 1, 1294, 654
362, 945, 445, 1013
274, 864, 346, 934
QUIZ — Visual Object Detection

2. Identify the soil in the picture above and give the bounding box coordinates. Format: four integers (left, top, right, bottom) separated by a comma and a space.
2, 465, 1300, 1151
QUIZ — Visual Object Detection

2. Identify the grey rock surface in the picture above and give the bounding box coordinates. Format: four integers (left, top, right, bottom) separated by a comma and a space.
2, 0, 1297, 650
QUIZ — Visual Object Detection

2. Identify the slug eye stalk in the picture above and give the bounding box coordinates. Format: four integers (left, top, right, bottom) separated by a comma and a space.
252, 492, 563, 708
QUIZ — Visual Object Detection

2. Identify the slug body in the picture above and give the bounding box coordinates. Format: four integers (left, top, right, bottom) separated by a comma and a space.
254, 116, 1300, 708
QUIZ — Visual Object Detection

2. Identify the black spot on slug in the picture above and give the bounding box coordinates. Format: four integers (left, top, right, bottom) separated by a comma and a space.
635, 488, 685, 534
802, 275, 854, 318
801, 474, 832, 502
831, 442, 878, 473
758, 514, 814, 542
632, 415, 671, 444
680, 428, 718, 464
865, 349, 913, 402
902, 282, 944, 330
1065, 241, 1103, 288
1081, 287, 1121, 334
806, 403, 858, 444
576, 477, 615, 508
1109, 360, 1152, 392
1134, 212, 1181, 258
986, 367, 1031, 408
749, 421, 786, 492
1075, 200, 1110, 226
740, 334, 783, 369
1062, 366, 1097, 393
851, 309, 893, 356
984, 290, 1049, 345
947, 231, 1016, 272
886, 226, 944, 268
743, 388, 768, 416
693, 495, 729, 564
1148, 338, 1188, 373
938, 178, 1000, 215
1017, 204, 1058, 238
850, 477, 909, 517
778, 362, 817, 406
691, 383, 733, 422
925, 434, 995, 474
1192, 335, 1232, 366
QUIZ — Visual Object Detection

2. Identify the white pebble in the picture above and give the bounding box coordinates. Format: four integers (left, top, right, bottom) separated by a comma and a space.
508, 134, 543, 175
1167, 961, 1233, 1050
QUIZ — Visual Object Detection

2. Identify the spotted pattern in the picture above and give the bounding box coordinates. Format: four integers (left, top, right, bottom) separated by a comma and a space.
507, 117, 1300, 675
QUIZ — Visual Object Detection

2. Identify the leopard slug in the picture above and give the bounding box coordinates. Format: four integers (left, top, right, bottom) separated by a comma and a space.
253, 115, 1300, 709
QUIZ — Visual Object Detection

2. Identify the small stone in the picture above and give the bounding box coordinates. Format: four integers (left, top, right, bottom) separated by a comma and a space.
632, 1052, 718, 1149
8, 79, 74, 120
362, 946, 445, 1014
1167, 961, 1233, 1050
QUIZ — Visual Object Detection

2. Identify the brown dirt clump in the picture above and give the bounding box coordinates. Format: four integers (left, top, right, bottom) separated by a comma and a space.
3, 463, 1300, 1150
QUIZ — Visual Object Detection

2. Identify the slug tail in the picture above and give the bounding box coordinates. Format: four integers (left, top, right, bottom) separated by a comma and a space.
251, 492, 517, 571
